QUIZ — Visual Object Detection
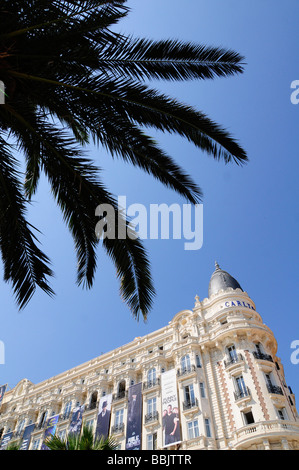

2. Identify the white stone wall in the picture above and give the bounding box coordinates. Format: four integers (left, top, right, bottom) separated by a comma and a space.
0, 288, 299, 450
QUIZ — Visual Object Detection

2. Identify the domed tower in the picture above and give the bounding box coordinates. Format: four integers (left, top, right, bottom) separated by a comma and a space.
208, 262, 243, 297
193, 262, 299, 450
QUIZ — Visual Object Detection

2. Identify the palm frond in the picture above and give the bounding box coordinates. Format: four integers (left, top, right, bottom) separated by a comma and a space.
0, 0, 247, 316
0, 137, 54, 309
96, 36, 245, 82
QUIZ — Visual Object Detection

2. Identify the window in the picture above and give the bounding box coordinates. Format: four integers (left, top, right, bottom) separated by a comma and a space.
147, 432, 157, 450
39, 410, 48, 426
181, 354, 191, 372
204, 418, 212, 437
265, 373, 273, 388
115, 409, 124, 426
31, 439, 40, 450
235, 375, 247, 398
199, 382, 206, 398
85, 419, 94, 431
227, 345, 237, 362
147, 397, 157, 415
64, 401, 72, 419
90, 391, 98, 409
184, 384, 195, 406
277, 408, 287, 421
148, 368, 157, 385
196, 354, 202, 368
187, 420, 199, 439
118, 380, 126, 397
58, 429, 66, 442
17, 418, 26, 434
243, 410, 254, 425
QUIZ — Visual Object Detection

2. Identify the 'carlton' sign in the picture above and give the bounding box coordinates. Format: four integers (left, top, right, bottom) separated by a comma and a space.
224, 300, 255, 310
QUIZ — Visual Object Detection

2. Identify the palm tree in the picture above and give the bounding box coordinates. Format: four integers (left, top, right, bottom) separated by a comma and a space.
45, 425, 118, 450
0, 0, 247, 320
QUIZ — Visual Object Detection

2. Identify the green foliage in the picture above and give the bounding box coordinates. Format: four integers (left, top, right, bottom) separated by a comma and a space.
45, 425, 118, 450
0, 1, 247, 320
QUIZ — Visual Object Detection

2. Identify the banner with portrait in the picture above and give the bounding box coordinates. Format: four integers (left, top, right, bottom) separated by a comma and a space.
0, 431, 13, 450
125, 382, 142, 450
69, 404, 84, 437
95, 394, 112, 440
0, 384, 7, 407
20, 423, 35, 450
41, 415, 59, 450
161, 369, 181, 448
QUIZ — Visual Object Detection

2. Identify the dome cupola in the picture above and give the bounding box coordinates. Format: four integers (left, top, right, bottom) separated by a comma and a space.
208, 262, 243, 297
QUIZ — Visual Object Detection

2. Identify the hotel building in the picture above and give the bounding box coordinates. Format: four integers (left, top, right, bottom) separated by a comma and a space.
0, 263, 299, 450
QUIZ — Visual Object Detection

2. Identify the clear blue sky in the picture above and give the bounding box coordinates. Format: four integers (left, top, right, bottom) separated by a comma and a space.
1, 0, 299, 403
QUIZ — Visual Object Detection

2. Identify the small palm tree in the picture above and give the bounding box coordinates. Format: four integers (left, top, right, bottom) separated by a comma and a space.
5, 441, 21, 450
45, 425, 118, 450
0, 0, 247, 320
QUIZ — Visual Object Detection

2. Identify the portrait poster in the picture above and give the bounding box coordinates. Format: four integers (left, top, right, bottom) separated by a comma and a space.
20, 423, 35, 450
0, 431, 13, 450
95, 393, 112, 440
69, 404, 84, 437
41, 415, 59, 450
0, 384, 7, 407
161, 369, 181, 448
125, 382, 142, 450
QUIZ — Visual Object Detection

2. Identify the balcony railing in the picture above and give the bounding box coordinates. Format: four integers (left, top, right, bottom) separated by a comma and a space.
182, 398, 198, 411
234, 386, 251, 401
266, 384, 283, 395
144, 411, 159, 423
177, 365, 196, 377
253, 351, 273, 362
85, 401, 98, 411
111, 422, 125, 434
59, 411, 71, 422
112, 390, 128, 402
224, 353, 244, 368
143, 378, 160, 390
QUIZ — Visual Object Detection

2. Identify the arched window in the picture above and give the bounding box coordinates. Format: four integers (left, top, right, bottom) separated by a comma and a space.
181, 354, 191, 372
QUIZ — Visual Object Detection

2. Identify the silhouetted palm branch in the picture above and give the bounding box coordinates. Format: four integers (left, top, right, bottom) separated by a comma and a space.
0, 0, 247, 320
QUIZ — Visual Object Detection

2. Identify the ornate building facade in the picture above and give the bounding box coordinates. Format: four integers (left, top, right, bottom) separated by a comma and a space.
0, 263, 299, 450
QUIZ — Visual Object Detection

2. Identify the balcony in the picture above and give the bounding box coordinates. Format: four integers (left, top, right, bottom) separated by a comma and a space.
224, 353, 244, 369
177, 365, 196, 378
143, 378, 160, 391
234, 386, 251, 402
111, 422, 125, 434
144, 411, 159, 424
266, 384, 283, 395
253, 351, 273, 363
112, 390, 128, 402
233, 420, 299, 449
85, 401, 98, 411
182, 398, 199, 411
